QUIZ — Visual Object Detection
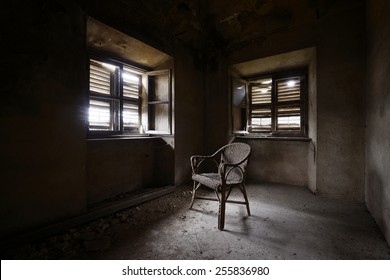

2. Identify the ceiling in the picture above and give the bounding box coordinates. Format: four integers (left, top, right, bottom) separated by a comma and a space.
76, 0, 364, 56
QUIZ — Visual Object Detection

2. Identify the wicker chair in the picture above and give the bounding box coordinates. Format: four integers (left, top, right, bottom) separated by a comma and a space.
189, 142, 251, 230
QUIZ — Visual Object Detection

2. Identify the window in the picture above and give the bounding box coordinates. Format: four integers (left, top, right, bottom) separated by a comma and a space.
88, 57, 172, 137
231, 69, 308, 137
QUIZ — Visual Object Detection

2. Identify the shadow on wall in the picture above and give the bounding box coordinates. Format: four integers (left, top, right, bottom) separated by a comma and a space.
233, 137, 309, 187
153, 138, 175, 186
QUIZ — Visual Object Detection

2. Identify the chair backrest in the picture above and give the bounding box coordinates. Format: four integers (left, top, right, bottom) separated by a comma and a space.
221, 142, 251, 165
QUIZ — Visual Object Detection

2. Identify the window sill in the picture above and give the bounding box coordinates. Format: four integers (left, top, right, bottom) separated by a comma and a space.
86, 134, 163, 141
234, 135, 311, 142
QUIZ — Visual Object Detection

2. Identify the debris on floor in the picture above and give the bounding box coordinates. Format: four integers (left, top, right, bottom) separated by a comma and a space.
1, 184, 196, 259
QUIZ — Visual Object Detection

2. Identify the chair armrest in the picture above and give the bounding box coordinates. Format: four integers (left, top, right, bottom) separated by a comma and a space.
190, 154, 219, 174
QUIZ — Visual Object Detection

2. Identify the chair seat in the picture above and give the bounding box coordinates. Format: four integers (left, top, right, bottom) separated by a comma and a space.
192, 171, 242, 190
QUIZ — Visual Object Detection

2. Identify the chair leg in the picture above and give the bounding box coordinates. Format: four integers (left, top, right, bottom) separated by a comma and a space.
240, 184, 251, 216
189, 181, 199, 209
218, 189, 226, 230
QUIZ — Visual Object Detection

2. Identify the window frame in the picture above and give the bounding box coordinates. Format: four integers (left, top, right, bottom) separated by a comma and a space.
87, 55, 144, 138
232, 68, 308, 138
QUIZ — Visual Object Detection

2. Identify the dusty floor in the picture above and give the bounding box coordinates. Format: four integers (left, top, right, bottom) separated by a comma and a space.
1, 182, 390, 260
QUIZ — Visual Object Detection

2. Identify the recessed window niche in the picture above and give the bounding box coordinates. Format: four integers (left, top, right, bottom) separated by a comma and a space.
230, 47, 317, 193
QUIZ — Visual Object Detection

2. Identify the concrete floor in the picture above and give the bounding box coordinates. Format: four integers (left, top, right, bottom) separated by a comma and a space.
2, 182, 390, 259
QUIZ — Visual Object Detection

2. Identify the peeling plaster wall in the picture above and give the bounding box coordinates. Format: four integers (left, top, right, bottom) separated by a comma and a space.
0, 2, 87, 239
366, 0, 390, 245
87, 17, 172, 69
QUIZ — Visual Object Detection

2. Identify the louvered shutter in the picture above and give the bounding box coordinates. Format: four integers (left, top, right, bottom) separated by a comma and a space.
122, 66, 141, 131
88, 59, 120, 131
89, 99, 111, 130
89, 64, 110, 95
123, 66, 141, 99
275, 77, 302, 131
249, 78, 272, 133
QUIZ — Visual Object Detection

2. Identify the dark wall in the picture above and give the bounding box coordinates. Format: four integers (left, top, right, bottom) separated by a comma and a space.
0, 1, 87, 238
203, 53, 230, 153
174, 46, 204, 184
86, 138, 174, 206
316, 9, 366, 201
366, 0, 390, 245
